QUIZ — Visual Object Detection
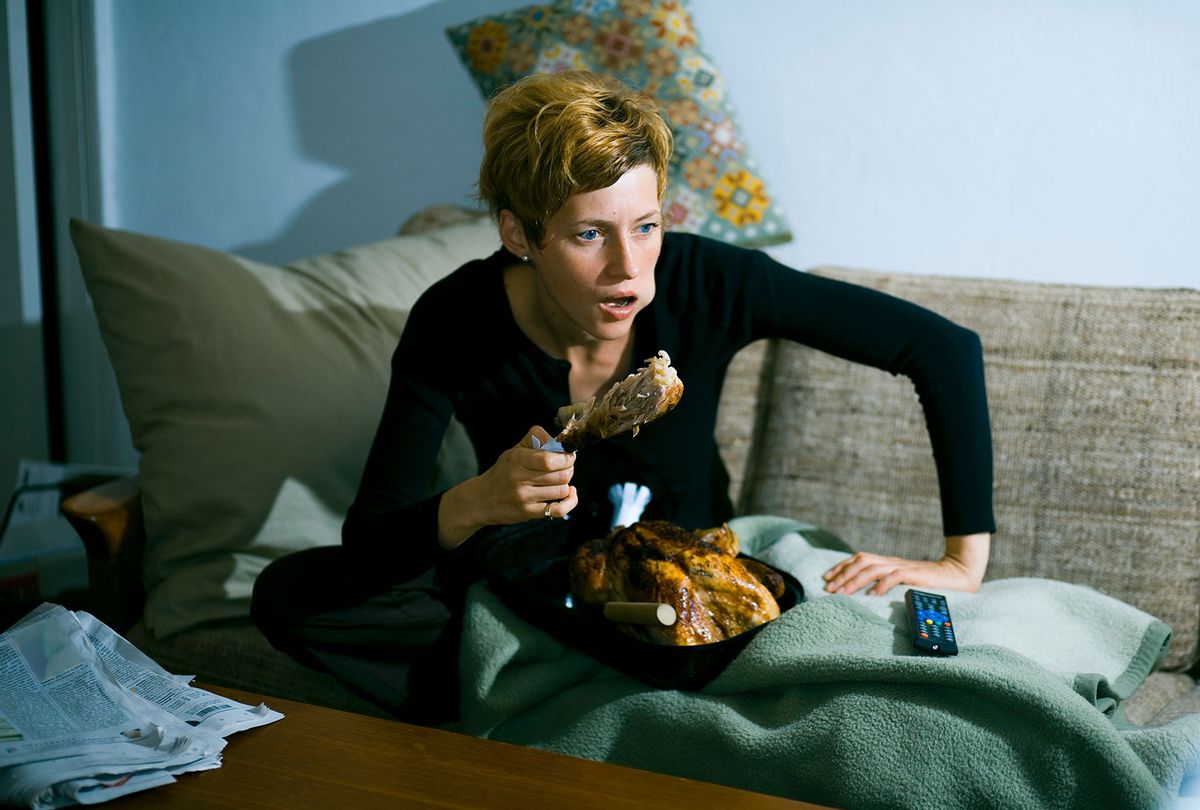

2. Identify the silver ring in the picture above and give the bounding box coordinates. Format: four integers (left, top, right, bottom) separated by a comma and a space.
544, 503, 553, 520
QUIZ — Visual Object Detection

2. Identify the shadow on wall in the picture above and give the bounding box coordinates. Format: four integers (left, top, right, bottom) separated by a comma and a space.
232, 1, 490, 263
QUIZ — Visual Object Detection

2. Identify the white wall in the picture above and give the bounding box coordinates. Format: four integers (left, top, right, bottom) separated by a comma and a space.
37, 0, 1200, 469
82, 0, 1200, 285
703, 1, 1200, 285
101, 0, 490, 264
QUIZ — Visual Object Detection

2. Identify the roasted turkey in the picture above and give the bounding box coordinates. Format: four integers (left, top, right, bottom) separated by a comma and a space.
553, 351, 684, 452
569, 520, 783, 645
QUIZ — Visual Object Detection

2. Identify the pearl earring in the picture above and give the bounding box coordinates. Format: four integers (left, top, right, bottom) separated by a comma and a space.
522, 255, 530, 262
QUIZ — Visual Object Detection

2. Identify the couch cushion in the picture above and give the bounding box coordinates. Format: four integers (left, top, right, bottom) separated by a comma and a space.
1147, 681, 1200, 727
714, 340, 772, 510
123, 618, 393, 717
445, 0, 791, 248
71, 216, 496, 639
744, 267, 1200, 670
1122, 672, 1199, 727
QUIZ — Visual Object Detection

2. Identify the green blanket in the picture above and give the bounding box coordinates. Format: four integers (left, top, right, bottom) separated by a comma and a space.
457, 516, 1200, 809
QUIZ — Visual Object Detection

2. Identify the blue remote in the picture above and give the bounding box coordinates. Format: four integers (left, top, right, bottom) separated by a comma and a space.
905, 589, 958, 655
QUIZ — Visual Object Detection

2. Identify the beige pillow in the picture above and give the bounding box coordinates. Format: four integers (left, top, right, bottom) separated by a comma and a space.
71, 216, 496, 638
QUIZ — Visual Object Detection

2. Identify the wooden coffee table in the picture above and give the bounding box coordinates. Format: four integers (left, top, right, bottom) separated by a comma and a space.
105, 685, 830, 808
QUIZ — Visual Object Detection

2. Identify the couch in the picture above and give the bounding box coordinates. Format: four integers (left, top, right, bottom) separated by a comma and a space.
63, 205, 1200, 730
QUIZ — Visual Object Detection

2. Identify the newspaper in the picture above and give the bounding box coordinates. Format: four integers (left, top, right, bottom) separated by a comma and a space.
0, 604, 283, 808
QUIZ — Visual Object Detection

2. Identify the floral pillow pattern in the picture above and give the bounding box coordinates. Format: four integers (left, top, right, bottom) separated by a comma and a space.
446, 0, 792, 248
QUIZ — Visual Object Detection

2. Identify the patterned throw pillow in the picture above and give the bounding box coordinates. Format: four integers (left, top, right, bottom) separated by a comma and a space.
446, 0, 792, 248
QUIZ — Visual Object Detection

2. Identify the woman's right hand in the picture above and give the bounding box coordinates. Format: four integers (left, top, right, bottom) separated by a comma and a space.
436, 425, 578, 549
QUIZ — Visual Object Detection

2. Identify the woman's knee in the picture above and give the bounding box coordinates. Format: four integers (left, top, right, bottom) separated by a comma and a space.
250, 546, 347, 647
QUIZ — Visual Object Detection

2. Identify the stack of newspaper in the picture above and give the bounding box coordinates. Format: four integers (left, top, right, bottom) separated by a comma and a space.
0, 604, 283, 808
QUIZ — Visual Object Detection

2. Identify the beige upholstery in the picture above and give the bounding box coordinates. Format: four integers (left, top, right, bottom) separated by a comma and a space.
737, 268, 1200, 671
122, 618, 391, 718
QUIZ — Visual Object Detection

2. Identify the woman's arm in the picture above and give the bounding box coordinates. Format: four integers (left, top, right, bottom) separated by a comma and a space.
437, 425, 578, 549
341, 365, 456, 576
345, 301, 579, 567
761, 265, 995, 593
345, 387, 578, 568
754, 266, 993, 535
822, 532, 992, 596
688, 236, 996, 592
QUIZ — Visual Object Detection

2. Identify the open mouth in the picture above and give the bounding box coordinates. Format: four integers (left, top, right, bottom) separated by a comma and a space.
599, 293, 638, 319
604, 296, 635, 308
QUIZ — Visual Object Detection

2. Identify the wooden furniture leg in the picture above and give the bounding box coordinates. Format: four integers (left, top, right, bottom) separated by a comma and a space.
60, 474, 146, 631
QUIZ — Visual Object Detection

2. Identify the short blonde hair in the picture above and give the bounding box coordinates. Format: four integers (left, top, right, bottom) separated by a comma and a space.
477, 71, 673, 246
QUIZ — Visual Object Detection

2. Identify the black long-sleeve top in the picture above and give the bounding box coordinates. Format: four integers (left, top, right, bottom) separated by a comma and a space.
343, 232, 995, 579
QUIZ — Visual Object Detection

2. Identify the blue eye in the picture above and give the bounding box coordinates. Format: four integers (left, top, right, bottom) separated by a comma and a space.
637, 222, 658, 234
579, 229, 601, 241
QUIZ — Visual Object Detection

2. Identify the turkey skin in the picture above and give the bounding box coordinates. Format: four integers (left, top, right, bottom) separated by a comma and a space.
569, 520, 782, 645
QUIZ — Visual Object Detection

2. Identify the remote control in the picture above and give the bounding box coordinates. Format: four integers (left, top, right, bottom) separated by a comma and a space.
905, 589, 958, 655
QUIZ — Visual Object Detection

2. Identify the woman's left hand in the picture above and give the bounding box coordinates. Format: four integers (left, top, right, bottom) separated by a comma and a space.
822, 532, 991, 596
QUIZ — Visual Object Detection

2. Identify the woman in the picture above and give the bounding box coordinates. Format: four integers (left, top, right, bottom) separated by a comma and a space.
252, 71, 993, 717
